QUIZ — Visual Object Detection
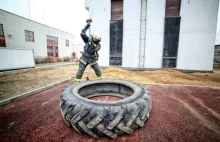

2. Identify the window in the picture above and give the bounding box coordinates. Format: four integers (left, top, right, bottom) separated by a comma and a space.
25, 30, 34, 42
111, 0, 123, 20
162, 0, 181, 68
165, 0, 181, 17
110, 0, 123, 66
65, 39, 69, 46
0, 24, 6, 47
46, 35, 58, 57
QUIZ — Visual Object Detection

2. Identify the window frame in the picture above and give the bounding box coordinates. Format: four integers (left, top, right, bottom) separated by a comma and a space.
25, 30, 35, 42
46, 35, 59, 57
0, 24, 6, 47
65, 39, 69, 47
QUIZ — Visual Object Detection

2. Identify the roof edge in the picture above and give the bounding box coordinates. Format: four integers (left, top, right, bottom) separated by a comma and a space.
0, 9, 74, 38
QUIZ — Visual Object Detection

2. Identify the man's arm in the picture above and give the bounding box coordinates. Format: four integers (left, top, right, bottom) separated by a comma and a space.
92, 42, 101, 52
80, 24, 90, 43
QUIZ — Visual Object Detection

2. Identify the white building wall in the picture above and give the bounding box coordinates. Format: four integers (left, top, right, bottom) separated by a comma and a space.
85, 0, 219, 71
57, 33, 75, 58
85, 0, 166, 68
177, 0, 219, 71
72, 44, 84, 59
144, 0, 166, 68
0, 9, 75, 58
215, 2, 220, 45
85, 0, 111, 67
122, 0, 141, 68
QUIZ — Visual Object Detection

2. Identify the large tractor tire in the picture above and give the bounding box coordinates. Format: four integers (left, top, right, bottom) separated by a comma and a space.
60, 79, 152, 139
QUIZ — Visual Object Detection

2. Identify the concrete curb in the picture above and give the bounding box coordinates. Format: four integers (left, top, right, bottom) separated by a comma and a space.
0, 63, 76, 75
36, 63, 75, 69
0, 78, 72, 107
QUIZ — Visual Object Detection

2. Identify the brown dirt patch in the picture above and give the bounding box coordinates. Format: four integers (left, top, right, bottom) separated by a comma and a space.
0, 65, 220, 101
102, 67, 220, 87
0, 66, 78, 101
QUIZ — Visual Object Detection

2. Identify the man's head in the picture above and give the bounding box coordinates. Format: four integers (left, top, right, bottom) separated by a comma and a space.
92, 32, 101, 43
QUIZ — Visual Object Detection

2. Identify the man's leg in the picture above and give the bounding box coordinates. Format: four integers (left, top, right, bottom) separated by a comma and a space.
91, 63, 102, 79
75, 61, 87, 82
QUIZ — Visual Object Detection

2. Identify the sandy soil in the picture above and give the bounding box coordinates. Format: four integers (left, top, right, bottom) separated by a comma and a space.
102, 67, 220, 86
0, 65, 220, 101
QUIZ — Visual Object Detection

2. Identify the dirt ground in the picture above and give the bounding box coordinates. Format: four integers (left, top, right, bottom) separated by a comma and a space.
0, 65, 220, 101
0, 82, 220, 142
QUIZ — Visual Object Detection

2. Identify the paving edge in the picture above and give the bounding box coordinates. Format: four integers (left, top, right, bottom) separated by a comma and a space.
0, 78, 73, 107
0, 63, 76, 75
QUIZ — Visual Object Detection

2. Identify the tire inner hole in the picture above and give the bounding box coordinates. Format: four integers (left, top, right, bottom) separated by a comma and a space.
78, 83, 134, 101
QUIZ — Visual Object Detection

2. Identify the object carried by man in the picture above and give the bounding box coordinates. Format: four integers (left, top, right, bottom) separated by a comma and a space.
74, 19, 102, 82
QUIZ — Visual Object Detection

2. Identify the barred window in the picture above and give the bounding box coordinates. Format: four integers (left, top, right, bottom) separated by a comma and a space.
25, 30, 34, 42
46, 35, 58, 57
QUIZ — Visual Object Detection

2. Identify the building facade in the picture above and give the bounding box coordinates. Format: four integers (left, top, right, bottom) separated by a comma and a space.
85, 0, 219, 71
0, 9, 75, 58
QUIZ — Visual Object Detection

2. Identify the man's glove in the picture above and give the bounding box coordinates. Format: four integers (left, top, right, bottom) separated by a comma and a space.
88, 38, 92, 42
88, 38, 97, 47
88, 38, 93, 45
96, 52, 99, 61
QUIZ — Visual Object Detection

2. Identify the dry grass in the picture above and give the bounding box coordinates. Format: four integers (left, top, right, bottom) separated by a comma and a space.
0, 66, 78, 101
0, 65, 220, 101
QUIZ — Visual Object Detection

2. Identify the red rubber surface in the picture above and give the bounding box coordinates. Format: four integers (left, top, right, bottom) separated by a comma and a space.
0, 82, 220, 142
